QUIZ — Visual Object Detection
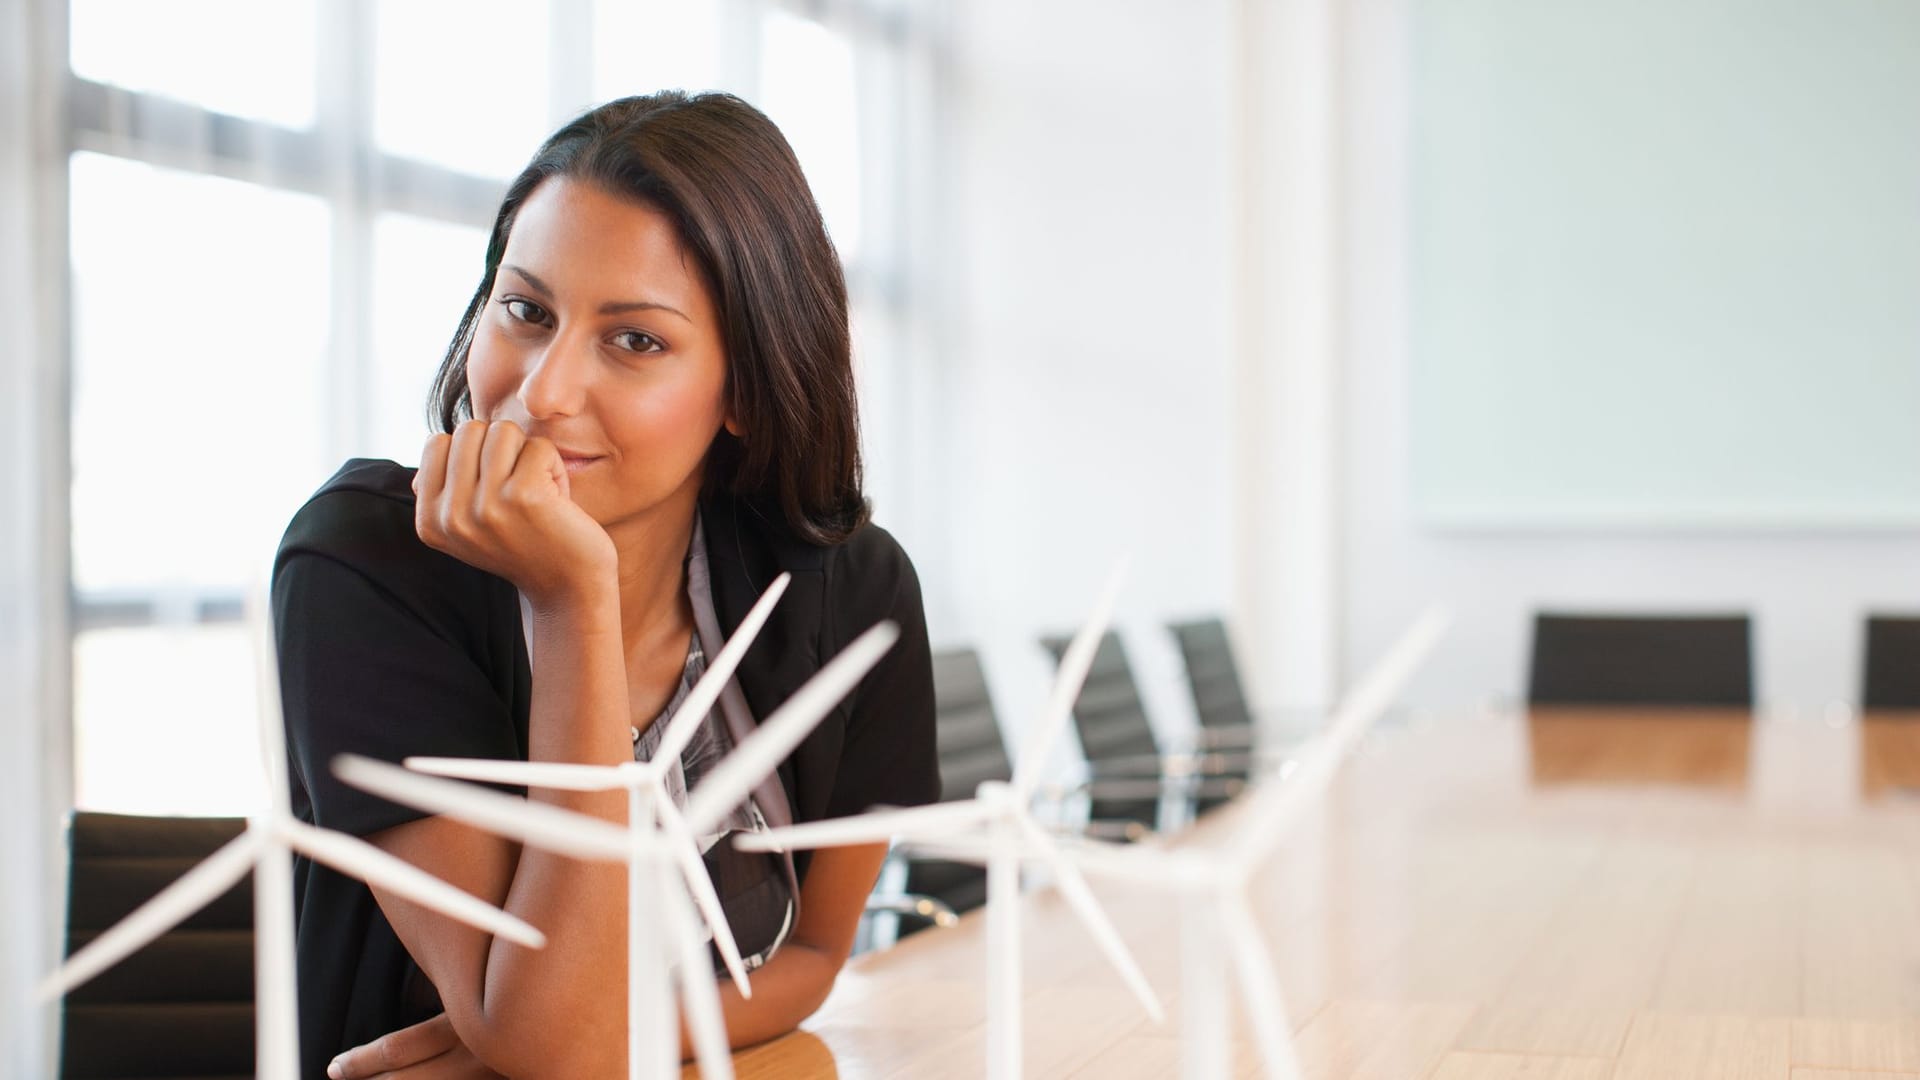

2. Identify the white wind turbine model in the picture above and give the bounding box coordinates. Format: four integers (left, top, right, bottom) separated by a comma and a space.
333, 580, 899, 1080
408, 572, 794, 1002
39, 581, 548, 1080
735, 563, 1167, 1080
991, 607, 1451, 1080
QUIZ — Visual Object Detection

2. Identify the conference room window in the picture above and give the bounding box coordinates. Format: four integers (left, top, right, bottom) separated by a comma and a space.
62, 0, 940, 814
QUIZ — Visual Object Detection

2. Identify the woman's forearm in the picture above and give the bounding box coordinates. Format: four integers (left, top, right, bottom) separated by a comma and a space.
675, 843, 893, 1060
679, 941, 844, 1058
471, 587, 637, 1077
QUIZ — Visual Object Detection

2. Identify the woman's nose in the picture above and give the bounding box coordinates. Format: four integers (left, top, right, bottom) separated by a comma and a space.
517, 333, 593, 419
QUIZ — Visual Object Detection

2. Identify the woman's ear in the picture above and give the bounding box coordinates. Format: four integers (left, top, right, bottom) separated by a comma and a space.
723, 409, 744, 438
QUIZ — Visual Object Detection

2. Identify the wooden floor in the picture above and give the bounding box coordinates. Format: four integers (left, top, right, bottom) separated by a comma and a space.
700, 708, 1920, 1079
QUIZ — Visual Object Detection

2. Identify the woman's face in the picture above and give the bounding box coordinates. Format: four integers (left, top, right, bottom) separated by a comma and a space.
467, 176, 733, 532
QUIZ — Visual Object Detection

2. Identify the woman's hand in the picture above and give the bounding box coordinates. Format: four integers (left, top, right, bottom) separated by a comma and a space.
327, 1013, 501, 1079
414, 420, 617, 607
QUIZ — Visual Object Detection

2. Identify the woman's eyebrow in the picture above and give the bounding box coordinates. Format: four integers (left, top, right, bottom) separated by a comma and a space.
502, 263, 691, 323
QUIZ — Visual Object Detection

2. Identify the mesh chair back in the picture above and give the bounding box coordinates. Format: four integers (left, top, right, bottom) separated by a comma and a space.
1864, 615, 1920, 710
1527, 613, 1753, 707
1039, 632, 1161, 761
61, 812, 255, 1079
1039, 631, 1163, 830
1168, 616, 1255, 731
930, 648, 1013, 799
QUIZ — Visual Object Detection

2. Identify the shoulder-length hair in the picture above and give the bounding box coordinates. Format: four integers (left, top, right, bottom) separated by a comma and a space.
428, 91, 869, 546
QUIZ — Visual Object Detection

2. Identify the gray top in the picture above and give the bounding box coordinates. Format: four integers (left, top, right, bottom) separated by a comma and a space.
632, 633, 795, 969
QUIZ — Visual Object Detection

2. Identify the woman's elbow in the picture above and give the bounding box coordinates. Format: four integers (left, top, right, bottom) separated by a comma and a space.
778, 942, 851, 1031
462, 999, 623, 1079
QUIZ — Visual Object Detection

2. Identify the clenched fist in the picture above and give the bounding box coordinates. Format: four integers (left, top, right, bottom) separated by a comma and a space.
412, 420, 617, 607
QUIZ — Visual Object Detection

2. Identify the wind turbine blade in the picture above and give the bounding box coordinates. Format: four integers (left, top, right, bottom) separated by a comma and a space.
656, 573, 791, 769
1017, 817, 1164, 1023
1219, 893, 1305, 1080
41, 829, 263, 1000
1228, 607, 1449, 871
248, 575, 294, 819
279, 820, 546, 949
884, 818, 1090, 867
1012, 559, 1128, 798
685, 621, 900, 836
895, 834, 1041, 867
665, 884, 737, 1080
403, 756, 626, 792
332, 755, 629, 862
654, 798, 752, 1000
732, 800, 992, 854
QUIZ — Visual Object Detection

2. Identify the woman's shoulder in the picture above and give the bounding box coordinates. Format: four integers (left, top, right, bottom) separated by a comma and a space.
275, 458, 490, 603
826, 520, 920, 612
807, 518, 929, 657
278, 458, 417, 562
702, 491, 920, 624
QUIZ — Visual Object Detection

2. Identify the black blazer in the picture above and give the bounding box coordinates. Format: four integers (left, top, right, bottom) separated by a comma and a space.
272, 458, 937, 1076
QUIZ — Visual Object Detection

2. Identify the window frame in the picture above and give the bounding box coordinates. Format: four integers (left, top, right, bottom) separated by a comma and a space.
59, 0, 946, 783
63, 0, 933, 622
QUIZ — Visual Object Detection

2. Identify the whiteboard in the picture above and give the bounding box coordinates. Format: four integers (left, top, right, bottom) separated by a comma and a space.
1410, 0, 1920, 529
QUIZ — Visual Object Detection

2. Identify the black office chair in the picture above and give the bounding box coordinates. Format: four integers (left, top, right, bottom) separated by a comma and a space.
1168, 616, 1261, 746
1863, 615, 1920, 710
902, 649, 1009, 918
60, 812, 255, 1080
1526, 613, 1753, 707
859, 647, 1011, 948
1040, 631, 1250, 831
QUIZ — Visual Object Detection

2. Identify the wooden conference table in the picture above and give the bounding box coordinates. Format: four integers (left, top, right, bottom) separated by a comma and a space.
697, 708, 1920, 1079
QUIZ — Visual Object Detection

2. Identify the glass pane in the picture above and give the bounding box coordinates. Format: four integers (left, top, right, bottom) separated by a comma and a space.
758, 10, 863, 262
69, 0, 318, 127
73, 624, 267, 814
68, 151, 333, 595
374, 0, 553, 179
593, 0, 725, 98
366, 213, 491, 464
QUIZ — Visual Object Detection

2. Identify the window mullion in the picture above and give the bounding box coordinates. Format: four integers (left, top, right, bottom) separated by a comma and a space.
722, 0, 766, 99
549, 0, 596, 127
317, 0, 376, 466
66, 79, 330, 195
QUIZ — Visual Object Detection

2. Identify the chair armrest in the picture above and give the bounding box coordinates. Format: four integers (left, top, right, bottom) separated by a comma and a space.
1037, 773, 1248, 803
1057, 818, 1154, 843
862, 892, 960, 929
1082, 750, 1259, 779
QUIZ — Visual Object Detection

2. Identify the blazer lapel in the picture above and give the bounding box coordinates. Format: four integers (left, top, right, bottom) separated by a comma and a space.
699, 492, 848, 844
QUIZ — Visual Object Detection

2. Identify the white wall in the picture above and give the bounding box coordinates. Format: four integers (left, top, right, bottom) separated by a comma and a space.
930, 0, 1241, 762
880, 0, 1920, 730
1408, 0, 1920, 530
1339, 0, 1920, 711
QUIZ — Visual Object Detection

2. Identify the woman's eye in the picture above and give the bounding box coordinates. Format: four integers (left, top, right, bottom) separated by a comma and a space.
500, 298, 548, 324
613, 330, 665, 354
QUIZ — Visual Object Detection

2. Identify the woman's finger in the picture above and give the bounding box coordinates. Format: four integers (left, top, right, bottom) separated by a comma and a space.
366, 1047, 503, 1080
413, 433, 453, 539
440, 419, 490, 534
328, 1011, 460, 1079
476, 420, 527, 518
514, 434, 570, 505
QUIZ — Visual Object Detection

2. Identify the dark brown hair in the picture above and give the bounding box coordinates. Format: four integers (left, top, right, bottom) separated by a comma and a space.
428, 91, 869, 545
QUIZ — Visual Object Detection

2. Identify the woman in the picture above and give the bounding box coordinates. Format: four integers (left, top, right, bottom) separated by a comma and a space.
272, 91, 939, 1078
